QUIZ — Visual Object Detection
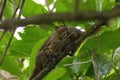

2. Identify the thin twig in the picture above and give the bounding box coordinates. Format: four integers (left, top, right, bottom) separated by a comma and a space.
9, 0, 16, 5
111, 48, 115, 61
45, 0, 57, 12
63, 59, 92, 66
50, 0, 57, 12
92, 49, 99, 80
0, 0, 21, 65
0, 30, 7, 41
0, 0, 7, 42
0, 0, 25, 65
109, 61, 119, 73
110, 49, 119, 73
0, 28, 16, 65
0, 0, 7, 20
45, 0, 51, 12
17, 0, 25, 19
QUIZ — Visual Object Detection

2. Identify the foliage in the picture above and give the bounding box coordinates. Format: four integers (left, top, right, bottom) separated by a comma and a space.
0, 0, 120, 80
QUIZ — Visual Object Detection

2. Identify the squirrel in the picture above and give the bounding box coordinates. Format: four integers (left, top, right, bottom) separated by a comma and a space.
29, 27, 65, 80
29, 26, 84, 80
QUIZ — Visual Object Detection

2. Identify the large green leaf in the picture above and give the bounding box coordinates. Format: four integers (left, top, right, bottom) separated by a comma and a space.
48, 0, 54, 4
105, 73, 120, 80
0, 32, 21, 76
1, 55, 21, 76
44, 67, 66, 80
81, 76, 94, 80
22, 0, 47, 17
95, 55, 112, 76
80, 0, 96, 11
0, 31, 11, 52
112, 47, 120, 68
81, 28, 120, 54
56, 0, 73, 12
29, 38, 47, 73
70, 52, 91, 75
0, 31, 16, 54
10, 40, 35, 57
57, 73, 72, 80
102, 0, 115, 11
3, 0, 14, 18
19, 26, 48, 42
10, 26, 49, 57
57, 52, 91, 77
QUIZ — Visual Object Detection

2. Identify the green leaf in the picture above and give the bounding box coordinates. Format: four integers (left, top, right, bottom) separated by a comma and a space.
0, 0, 120, 79
86, 64, 95, 78
19, 67, 29, 80
57, 56, 74, 74
22, 0, 47, 17
57, 73, 72, 80
0, 31, 16, 54
48, 0, 54, 4
95, 55, 112, 76
44, 67, 66, 80
70, 52, 91, 75
29, 38, 47, 73
105, 73, 120, 80
10, 26, 49, 57
3, 0, 14, 18
81, 76, 94, 80
112, 47, 120, 67
0, 32, 11, 52
56, 0, 73, 12
10, 40, 35, 57
0, 55, 21, 76
102, 0, 115, 10
80, 0, 96, 11
19, 26, 48, 42
57, 56, 74, 67
0, 32, 21, 76
81, 28, 120, 54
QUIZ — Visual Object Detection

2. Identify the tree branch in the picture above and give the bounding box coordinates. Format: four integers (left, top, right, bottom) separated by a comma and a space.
0, 8, 120, 30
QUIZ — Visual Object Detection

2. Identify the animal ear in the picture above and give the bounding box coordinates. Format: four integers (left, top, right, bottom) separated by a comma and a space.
55, 25, 66, 30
